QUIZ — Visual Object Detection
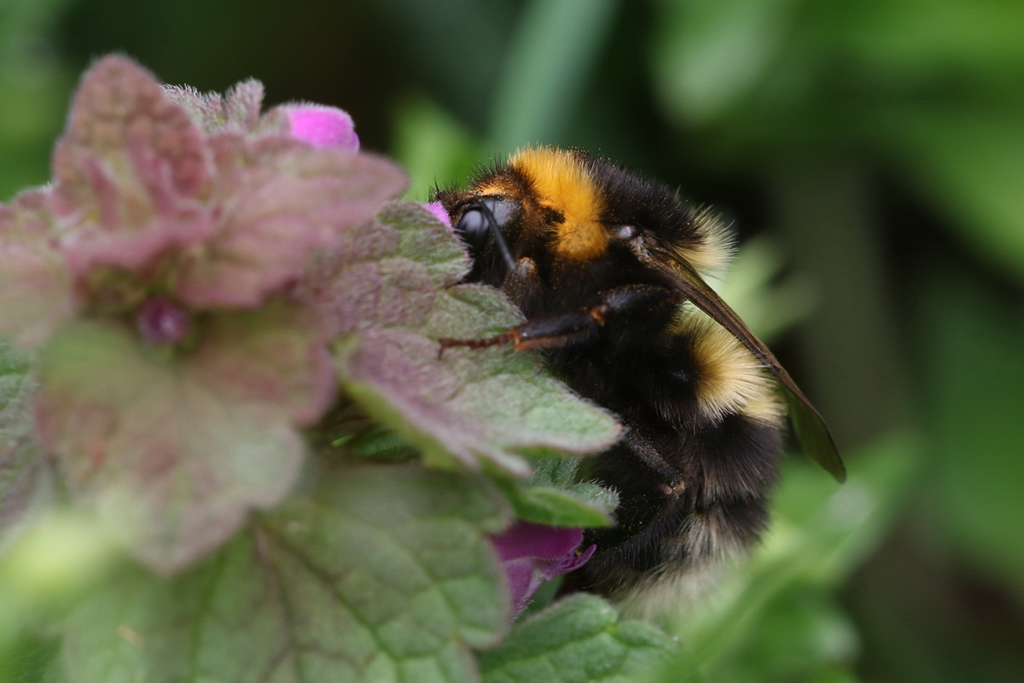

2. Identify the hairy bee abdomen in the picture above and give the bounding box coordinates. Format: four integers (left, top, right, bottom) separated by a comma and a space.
567, 312, 786, 614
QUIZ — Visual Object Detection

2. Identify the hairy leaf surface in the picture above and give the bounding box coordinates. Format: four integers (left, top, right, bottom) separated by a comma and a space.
479, 595, 676, 683
62, 468, 511, 683
318, 203, 621, 476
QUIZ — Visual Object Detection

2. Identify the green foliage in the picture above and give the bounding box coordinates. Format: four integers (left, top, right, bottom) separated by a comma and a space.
391, 97, 483, 202
651, 0, 1024, 284
650, 0, 795, 128
887, 108, 1024, 280
61, 469, 511, 683
920, 276, 1024, 597
488, 0, 619, 151
650, 434, 920, 682
0, 0, 74, 201
499, 456, 618, 528
498, 480, 613, 529
479, 595, 677, 683
711, 235, 817, 344
0, 511, 120, 680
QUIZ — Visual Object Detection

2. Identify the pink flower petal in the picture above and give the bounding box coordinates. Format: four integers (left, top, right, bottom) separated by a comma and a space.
490, 521, 595, 618
493, 522, 583, 562
421, 202, 451, 227
283, 105, 359, 151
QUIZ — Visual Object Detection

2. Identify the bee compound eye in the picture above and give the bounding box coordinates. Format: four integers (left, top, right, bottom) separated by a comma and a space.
454, 197, 518, 253
454, 206, 489, 250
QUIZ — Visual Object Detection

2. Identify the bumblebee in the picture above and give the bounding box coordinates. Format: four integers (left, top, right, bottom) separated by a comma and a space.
435, 147, 844, 618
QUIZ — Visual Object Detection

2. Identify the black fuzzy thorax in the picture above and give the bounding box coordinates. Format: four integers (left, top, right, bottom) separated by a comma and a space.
583, 153, 712, 261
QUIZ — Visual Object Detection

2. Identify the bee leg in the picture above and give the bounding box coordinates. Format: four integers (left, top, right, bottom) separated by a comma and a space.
501, 257, 543, 308
439, 284, 672, 352
620, 426, 685, 495
509, 284, 674, 351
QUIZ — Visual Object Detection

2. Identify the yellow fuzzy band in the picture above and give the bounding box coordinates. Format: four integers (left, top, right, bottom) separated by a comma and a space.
672, 312, 784, 425
510, 147, 608, 260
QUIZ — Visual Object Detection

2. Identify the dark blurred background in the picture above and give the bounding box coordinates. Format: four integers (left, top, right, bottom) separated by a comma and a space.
2, 1, 1023, 680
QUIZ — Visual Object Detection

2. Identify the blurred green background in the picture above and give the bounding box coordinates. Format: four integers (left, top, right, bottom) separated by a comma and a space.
2, 0, 1023, 680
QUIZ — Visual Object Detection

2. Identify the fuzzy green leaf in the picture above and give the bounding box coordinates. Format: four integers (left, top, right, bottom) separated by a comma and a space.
33, 312, 332, 573
321, 203, 622, 476
300, 201, 470, 338
504, 456, 618, 527
61, 467, 512, 683
525, 457, 618, 514
887, 107, 1024, 282
384, 200, 469, 287
920, 277, 1024, 596
0, 338, 49, 552
479, 594, 676, 683
525, 455, 586, 490
499, 481, 613, 528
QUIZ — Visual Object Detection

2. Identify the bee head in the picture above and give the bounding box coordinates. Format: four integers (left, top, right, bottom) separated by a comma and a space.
436, 147, 733, 284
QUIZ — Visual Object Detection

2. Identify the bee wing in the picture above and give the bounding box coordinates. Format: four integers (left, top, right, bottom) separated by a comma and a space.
632, 241, 846, 482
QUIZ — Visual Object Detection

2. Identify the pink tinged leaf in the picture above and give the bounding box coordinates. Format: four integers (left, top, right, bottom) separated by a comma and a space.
296, 202, 470, 337
224, 80, 268, 132
282, 104, 359, 151
490, 522, 595, 618
378, 201, 471, 288
51, 55, 214, 275
228, 80, 292, 140
33, 320, 318, 572
0, 190, 75, 346
422, 201, 451, 227
299, 255, 391, 338
164, 78, 280, 137
174, 139, 406, 308
136, 297, 191, 344
337, 328, 532, 476
187, 305, 336, 426
56, 55, 209, 200
301, 252, 438, 338
60, 197, 217, 276
161, 84, 218, 130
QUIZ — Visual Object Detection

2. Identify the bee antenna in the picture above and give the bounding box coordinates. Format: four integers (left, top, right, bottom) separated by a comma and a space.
475, 199, 517, 273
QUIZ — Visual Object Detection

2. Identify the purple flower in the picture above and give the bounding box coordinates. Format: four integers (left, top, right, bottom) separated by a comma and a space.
283, 105, 360, 151
421, 201, 451, 227
491, 521, 596, 619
